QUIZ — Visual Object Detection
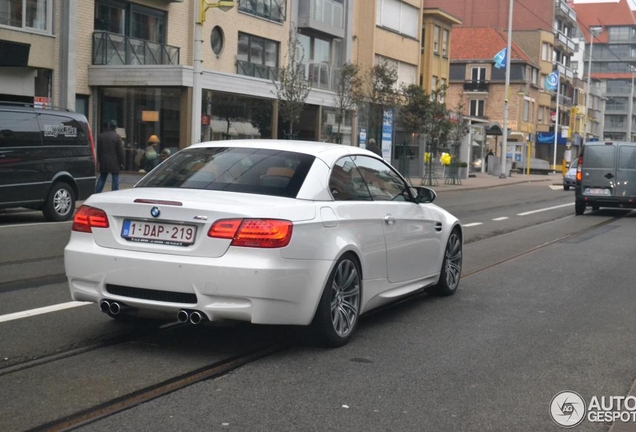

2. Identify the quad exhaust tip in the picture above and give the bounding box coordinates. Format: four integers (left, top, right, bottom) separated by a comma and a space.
177, 309, 205, 325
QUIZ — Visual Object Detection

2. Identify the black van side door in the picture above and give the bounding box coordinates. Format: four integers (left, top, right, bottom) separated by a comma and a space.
616, 145, 636, 198
0, 111, 44, 206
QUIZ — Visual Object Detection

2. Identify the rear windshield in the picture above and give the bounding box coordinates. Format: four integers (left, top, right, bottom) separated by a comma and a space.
135, 147, 315, 198
584, 146, 615, 169
619, 146, 636, 170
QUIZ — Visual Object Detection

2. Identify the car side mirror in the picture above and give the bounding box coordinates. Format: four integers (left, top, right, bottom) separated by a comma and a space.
412, 186, 436, 203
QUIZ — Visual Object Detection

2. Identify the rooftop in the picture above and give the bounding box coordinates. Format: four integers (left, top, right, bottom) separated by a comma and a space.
450, 27, 534, 64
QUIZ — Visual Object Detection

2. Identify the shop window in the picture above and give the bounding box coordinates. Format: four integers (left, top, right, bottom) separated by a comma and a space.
0, 0, 51, 33
201, 90, 274, 141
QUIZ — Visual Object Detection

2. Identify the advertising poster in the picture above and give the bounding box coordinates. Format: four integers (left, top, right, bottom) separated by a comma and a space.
382, 109, 393, 163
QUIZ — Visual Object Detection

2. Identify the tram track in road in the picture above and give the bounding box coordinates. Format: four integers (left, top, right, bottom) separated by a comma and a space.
5, 210, 634, 432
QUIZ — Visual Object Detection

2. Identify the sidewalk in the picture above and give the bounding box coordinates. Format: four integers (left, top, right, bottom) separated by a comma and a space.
409, 171, 563, 192
110, 171, 564, 193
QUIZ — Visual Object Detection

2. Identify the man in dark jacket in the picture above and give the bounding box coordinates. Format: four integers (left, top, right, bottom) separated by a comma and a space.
95, 120, 125, 193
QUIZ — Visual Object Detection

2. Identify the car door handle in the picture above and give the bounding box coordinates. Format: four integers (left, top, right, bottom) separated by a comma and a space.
434, 222, 443, 232
604, 173, 614, 180
384, 215, 395, 225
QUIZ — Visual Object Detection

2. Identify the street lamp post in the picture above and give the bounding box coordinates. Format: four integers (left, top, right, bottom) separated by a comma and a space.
191, 0, 235, 145
500, 0, 514, 178
628, 68, 635, 141
584, 27, 602, 141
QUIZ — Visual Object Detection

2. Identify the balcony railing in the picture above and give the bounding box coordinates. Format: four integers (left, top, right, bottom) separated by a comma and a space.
238, 0, 286, 23
557, 63, 574, 80
237, 60, 279, 81
555, 30, 577, 52
302, 61, 340, 91
312, 0, 344, 29
463, 80, 489, 92
92, 31, 179, 66
555, 0, 576, 22
552, 94, 573, 106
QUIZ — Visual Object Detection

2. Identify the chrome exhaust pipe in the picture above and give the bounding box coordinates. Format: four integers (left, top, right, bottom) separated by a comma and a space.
177, 309, 190, 324
189, 311, 203, 325
109, 301, 122, 315
99, 300, 111, 313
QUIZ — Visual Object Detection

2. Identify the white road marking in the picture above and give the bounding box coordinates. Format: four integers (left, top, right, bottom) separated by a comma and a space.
492, 217, 509, 221
462, 222, 483, 227
0, 301, 90, 324
517, 203, 574, 216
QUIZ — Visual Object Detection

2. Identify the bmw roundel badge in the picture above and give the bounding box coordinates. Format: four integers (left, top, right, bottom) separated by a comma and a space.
150, 206, 161, 218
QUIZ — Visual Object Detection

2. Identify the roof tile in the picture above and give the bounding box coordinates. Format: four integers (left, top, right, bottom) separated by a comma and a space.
450, 27, 534, 64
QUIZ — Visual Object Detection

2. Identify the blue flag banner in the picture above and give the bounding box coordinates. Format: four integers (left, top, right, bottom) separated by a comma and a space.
545, 70, 560, 91
493, 48, 507, 69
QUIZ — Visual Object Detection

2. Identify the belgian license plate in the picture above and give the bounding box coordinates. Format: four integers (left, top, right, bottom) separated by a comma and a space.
587, 188, 607, 196
121, 220, 197, 246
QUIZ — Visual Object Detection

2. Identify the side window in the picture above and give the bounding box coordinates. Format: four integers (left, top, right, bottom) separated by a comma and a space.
37, 114, 86, 146
329, 156, 372, 201
0, 111, 42, 148
352, 155, 409, 201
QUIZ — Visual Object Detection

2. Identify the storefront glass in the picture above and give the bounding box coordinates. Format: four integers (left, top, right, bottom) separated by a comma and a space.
98, 87, 182, 171
201, 90, 274, 141
321, 106, 352, 145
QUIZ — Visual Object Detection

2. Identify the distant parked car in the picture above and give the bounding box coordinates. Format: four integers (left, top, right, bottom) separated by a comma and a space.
65, 140, 463, 347
563, 159, 577, 191
0, 102, 96, 221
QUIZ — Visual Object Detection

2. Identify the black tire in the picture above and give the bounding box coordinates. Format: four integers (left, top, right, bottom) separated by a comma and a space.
563, 185, 570, 191
312, 254, 361, 347
575, 200, 585, 215
43, 182, 75, 221
433, 229, 462, 296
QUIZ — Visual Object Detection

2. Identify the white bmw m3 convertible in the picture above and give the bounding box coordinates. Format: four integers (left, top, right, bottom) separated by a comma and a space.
65, 140, 463, 346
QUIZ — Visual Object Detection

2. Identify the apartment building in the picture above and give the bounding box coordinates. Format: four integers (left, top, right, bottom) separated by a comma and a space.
574, 0, 636, 142
420, 8, 461, 96
446, 27, 542, 168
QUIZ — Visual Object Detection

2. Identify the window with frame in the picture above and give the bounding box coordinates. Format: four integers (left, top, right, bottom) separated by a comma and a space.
442, 29, 449, 57
523, 100, 530, 122
541, 43, 552, 61
433, 25, 440, 54
94, 1, 166, 44
532, 68, 538, 85
440, 79, 446, 102
238, 0, 286, 23
375, 0, 419, 39
538, 106, 544, 123
376, 55, 417, 88
237, 32, 279, 80
471, 67, 486, 82
0, 0, 51, 32
470, 99, 485, 117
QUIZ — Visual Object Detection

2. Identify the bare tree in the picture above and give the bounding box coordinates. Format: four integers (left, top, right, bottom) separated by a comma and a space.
421, 86, 452, 186
333, 62, 363, 144
273, 26, 311, 139
364, 60, 399, 143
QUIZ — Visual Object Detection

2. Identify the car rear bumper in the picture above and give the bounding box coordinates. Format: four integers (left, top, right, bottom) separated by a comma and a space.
64, 233, 332, 325
577, 195, 636, 208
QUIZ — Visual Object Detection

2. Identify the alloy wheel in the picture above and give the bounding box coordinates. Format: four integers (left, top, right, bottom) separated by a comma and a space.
54, 188, 72, 216
330, 259, 360, 338
444, 232, 462, 290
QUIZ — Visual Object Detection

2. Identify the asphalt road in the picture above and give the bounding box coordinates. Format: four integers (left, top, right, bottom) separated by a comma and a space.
1, 184, 634, 432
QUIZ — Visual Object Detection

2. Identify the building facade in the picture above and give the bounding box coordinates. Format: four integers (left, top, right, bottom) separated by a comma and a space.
574, 0, 636, 142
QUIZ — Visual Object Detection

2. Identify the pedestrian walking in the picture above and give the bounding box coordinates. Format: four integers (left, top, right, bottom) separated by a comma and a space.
95, 120, 125, 193
367, 138, 382, 157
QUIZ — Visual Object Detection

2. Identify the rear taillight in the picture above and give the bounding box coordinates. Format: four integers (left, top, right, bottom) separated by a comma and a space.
72, 205, 109, 233
576, 155, 583, 182
208, 219, 293, 248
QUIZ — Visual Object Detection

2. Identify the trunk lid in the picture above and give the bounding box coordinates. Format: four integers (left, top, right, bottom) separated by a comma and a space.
82, 188, 316, 257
